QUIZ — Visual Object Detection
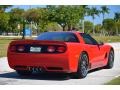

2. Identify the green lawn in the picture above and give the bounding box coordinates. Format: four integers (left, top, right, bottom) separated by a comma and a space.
106, 76, 120, 85
0, 39, 13, 57
0, 37, 34, 57
94, 36, 120, 43
0, 37, 22, 57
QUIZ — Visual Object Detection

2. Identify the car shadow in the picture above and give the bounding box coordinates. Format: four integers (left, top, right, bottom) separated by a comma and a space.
0, 72, 70, 81
88, 67, 104, 73
0, 67, 104, 81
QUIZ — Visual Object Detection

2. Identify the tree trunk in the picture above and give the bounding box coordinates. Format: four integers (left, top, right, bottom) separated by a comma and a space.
62, 26, 66, 31
92, 18, 95, 34
102, 13, 105, 36
82, 19, 85, 33
22, 21, 25, 39
67, 24, 72, 31
30, 21, 32, 38
116, 26, 118, 35
36, 23, 39, 36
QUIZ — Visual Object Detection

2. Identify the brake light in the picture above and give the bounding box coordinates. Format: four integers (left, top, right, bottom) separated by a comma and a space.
47, 46, 55, 53
17, 46, 25, 52
57, 46, 66, 53
10, 46, 16, 52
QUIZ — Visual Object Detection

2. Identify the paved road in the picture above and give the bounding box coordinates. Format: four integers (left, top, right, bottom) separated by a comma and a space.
0, 43, 120, 85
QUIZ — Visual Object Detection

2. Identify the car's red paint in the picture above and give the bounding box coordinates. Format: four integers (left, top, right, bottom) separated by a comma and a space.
7, 32, 113, 73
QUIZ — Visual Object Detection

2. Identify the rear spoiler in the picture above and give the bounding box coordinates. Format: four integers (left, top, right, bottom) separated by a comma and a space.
10, 40, 67, 46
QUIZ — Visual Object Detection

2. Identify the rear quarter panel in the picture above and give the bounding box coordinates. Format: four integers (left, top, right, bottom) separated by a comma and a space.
66, 42, 85, 72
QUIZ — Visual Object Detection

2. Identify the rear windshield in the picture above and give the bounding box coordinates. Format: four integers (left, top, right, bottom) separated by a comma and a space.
36, 32, 79, 42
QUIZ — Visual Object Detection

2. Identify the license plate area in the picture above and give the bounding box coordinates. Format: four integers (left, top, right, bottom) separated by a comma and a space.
30, 47, 41, 52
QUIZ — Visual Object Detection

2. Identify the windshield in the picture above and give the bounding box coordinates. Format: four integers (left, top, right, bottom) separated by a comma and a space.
36, 32, 79, 42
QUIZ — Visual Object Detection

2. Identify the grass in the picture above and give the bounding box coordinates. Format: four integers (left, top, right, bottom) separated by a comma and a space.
94, 36, 120, 43
0, 39, 13, 57
0, 37, 34, 57
0, 37, 22, 57
0, 36, 120, 58
106, 76, 120, 85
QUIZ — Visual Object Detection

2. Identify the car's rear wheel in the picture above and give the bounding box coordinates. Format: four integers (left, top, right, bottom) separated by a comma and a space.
16, 70, 32, 76
72, 52, 89, 79
106, 49, 114, 69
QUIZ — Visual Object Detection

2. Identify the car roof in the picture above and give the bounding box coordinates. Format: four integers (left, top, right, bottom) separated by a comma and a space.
41, 31, 84, 34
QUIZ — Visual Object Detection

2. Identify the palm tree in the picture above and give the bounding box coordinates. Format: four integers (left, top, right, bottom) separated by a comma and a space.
100, 6, 109, 35
114, 12, 120, 35
81, 5, 90, 33
101, 6, 109, 21
88, 7, 99, 34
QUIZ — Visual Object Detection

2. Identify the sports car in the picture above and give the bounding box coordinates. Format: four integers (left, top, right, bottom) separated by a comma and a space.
7, 31, 114, 78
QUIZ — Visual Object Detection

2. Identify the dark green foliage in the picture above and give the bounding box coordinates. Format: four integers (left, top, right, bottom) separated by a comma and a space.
0, 5, 119, 36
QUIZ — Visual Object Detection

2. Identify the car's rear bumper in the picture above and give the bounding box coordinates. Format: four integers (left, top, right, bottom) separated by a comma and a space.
8, 53, 74, 73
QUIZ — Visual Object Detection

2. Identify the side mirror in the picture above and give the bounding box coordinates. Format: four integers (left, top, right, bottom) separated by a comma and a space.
98, 41, 104, 45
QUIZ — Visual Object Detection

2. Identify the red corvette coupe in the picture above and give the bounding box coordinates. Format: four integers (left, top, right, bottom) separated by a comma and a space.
7, 32, 114, 78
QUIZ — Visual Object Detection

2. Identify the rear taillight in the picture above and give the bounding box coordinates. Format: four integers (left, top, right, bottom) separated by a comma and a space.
47, 46, 56, 53
17, 46, 25, 52
57, 46, 66, 53
47, 46, 66, 53
10, 46, 16, 52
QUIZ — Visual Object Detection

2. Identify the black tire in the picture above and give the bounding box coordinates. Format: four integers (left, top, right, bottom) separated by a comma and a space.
16, 70, 32, 76
72, 52, 89, 79
106, 49, 114, 69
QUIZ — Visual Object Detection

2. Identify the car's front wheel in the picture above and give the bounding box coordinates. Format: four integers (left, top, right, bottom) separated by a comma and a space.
106, 49, 114, 69
72, 52, 89, 79
16, 70, 32, 76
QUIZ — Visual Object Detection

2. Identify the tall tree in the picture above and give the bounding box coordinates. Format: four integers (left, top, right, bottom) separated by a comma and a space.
47, 5, 67, 31
80, 5, 90, 33
114, 12, 120, 35
84, 21, 93, 33
95, 24, 102, 34
101, 6, 109, 21
88, 7, 100, 34
103, 18, 115, 35
37, 8, 49, 33
24, 8, 40, 23
47, 5, 83, 31
0, 5, 12, 34
24, 8, 49, 33
100, 6, 110, 35
9, 8, 25, 38
24, 8, 41, 35
9, 8, 24, 33
0, 13, 10, 34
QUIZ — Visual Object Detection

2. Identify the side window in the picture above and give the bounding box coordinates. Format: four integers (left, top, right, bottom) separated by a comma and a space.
80, 33, 98, 45
65, 34, 78, 42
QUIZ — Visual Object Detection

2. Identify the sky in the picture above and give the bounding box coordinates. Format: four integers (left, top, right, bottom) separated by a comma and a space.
6, 5, 120, 25
85, 5, 120, 24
